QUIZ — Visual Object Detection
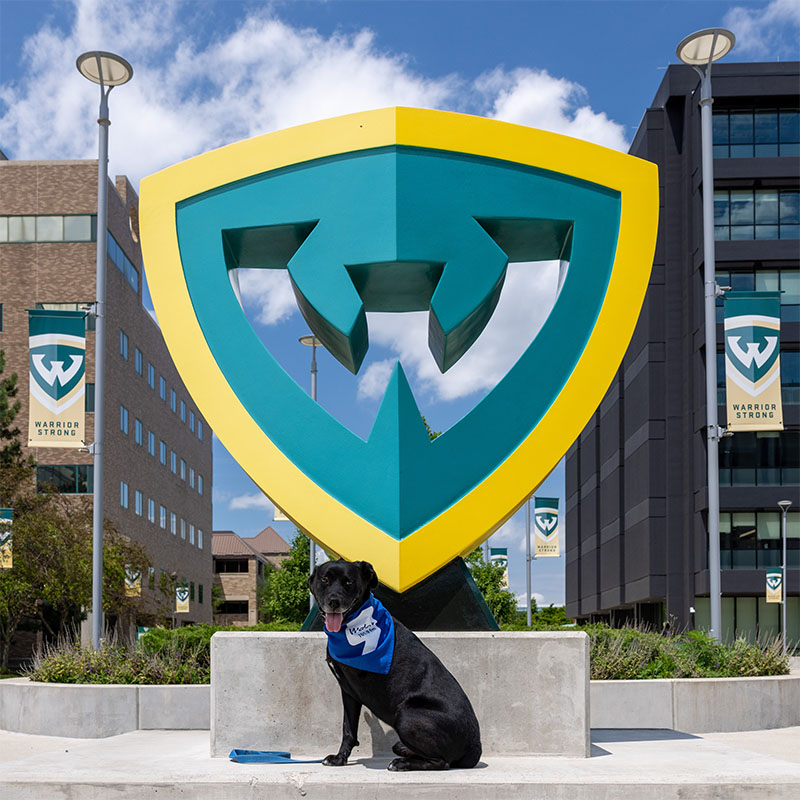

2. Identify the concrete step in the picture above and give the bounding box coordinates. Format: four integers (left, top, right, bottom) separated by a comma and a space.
1, 728, 799, 799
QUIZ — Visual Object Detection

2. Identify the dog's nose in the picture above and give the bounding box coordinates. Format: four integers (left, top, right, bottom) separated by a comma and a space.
328, 598, 341, 611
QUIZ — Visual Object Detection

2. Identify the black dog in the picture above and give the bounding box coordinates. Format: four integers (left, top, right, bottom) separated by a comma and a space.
308, 559, 481, 771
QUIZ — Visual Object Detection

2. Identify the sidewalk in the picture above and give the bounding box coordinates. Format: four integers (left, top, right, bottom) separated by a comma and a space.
1, 726, 799, 799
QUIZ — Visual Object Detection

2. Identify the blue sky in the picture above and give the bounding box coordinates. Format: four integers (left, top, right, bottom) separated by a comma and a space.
1, 0, 797, 607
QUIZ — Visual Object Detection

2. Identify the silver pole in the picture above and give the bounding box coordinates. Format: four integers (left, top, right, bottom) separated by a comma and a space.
91, 77, 111, 651
309, 341, 317, 609
526, 499, 532, 627
697, 59, 723, 642
778, 501, 792, 654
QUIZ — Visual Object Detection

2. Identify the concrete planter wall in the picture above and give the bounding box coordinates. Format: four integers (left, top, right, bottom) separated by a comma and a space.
0, 678, 209, 738
591, 675, 800, 732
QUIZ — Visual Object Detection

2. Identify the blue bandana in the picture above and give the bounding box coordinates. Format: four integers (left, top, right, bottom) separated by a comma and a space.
324, 594, 395, 674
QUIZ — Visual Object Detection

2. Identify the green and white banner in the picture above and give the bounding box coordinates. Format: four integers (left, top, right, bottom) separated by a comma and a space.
489, 547, 509, 587
124, 566, 142, 597
766, 571, 782, 604
0, 509, 12, 569
724, 292, 783, 432
28, 309, 86, 447
534, 497, 560, 557
176, 584, 190, 613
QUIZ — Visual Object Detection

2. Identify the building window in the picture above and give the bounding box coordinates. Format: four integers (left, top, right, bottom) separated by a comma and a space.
170, 389, 176, 412
147, 498, 155, 524
180, 459, 186, 481
147, 362, 155, 389
199, 583, 203, 603
198, 529, 203, 550
120, 330, 128, 360
713, 108, 800, 158
36, 465, 93, 494
120, 405, 129, 435
0, 214, 96, 243
714, 189, 799, 241
190, 581, 195, 602
170, 512, 177, 535
148, 567, 156, 590
720, 510, 799, 570
219, 601, 248, 615
107, 230, 139, 292
85, 383, 95, 413
159, 505, 167, 529
135, 490, 143, 516
160, 440, 167, 465
180, 518, 186, 539
716, 269, 799, 323
170, 450, 177, 473
197, 420, 203, 441
216, 559, 249, 573
134, 418, 143, 446
147, 430, 155, 456
189, 523, 195, 545
189, 467, 195, 489
189, 410, 195, 432
0, 303, 2, 331
719, 430, 799, 486
197, 474, 203, 495
159, 376, 166, 401
180, 400, 186, 423
120, 480, 129, 509
134, 348, 143, 376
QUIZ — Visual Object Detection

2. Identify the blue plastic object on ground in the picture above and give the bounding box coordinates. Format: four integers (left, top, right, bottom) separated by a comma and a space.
229, 749, 323, 764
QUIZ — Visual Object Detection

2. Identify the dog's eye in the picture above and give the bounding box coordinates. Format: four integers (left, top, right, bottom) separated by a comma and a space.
344, 579, 353, 587
320, 576, 329, 585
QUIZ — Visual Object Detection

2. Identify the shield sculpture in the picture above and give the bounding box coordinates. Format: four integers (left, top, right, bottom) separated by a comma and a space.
140, 108, 658, 592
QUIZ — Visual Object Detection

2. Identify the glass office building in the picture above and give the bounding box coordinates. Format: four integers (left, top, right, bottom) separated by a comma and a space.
565, 62, 799, 646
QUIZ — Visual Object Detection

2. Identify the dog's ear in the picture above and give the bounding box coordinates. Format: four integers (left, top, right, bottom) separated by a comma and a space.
307, 569, 315, 590
359, 561, 379, 590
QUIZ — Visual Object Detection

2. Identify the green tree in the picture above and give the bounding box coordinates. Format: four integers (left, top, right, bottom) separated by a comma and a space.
464, 548, 517, 625
260, 533, 311, 624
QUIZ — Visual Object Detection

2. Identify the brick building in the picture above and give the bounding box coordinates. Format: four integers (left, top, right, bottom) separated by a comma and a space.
212, 528, 290, 626
565, 62, 799, 643
0, 157, 213, 624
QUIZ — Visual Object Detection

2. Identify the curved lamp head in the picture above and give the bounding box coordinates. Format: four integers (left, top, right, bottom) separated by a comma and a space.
76, 51, 133, 86
299, 335, 321, 347
676, 28, 735, 66
778, 500, 793, 512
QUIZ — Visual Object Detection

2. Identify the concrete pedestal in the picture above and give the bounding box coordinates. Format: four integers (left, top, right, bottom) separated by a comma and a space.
210, 631, 589, 758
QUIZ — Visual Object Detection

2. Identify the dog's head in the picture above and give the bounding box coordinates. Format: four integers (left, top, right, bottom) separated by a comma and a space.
308, 559, 379, 633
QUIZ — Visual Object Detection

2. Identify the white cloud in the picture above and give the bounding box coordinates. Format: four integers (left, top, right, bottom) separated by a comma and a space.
516, 592, 546, 610
1, 0, 630, 404
724, 0, 800, 58
477, 68, 628, 152
229, 492, 273, 511
360, 260, 560, 402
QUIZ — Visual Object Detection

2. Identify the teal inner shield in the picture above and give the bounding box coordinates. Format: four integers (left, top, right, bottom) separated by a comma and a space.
176, 146, 620, 539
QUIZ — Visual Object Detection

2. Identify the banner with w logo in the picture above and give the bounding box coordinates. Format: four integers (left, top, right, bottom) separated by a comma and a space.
489, 547, 509, 587
176, 584, 190, 613
766, 571, 782, 604
534, 497, 560, 557
28, 309, 86, 447
724, 292, 783, 432
0, 509, 12, 569
124, 566, 142, 597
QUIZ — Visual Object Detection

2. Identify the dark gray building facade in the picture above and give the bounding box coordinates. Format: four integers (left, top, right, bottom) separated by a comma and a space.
565, 62, 799, 643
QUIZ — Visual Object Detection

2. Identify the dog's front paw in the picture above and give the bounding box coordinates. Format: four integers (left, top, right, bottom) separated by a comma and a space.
322, 753, 348, 767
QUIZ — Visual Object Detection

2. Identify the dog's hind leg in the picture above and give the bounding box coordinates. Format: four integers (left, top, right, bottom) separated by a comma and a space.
323, 688, 362, 767
388, 756, 449, 771
391, 741, 417, 758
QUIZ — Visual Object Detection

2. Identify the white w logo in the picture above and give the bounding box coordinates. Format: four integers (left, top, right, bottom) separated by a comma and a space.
727, 336, 777, 370
539, 516, 556, 531
32, 354, 83, 386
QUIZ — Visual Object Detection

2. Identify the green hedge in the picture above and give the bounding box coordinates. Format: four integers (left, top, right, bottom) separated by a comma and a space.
26, 622, 788, 683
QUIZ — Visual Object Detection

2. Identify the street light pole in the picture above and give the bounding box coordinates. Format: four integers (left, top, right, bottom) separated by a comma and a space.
676, 28, 735, 642
77, 51, 133, 650
778, 500, 792, 655
526, 498, 532, 627
299, 335, 320, 609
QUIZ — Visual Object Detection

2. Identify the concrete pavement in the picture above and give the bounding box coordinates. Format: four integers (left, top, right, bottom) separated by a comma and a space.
1, 726, 799, 799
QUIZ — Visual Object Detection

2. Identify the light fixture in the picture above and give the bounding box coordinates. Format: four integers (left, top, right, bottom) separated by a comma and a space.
76, 51, 133, 86
676, 28, 736, 66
